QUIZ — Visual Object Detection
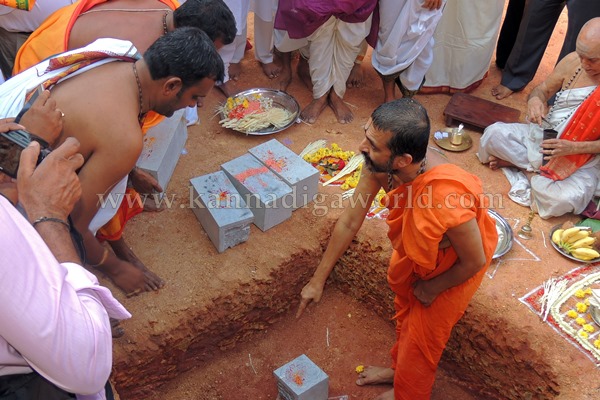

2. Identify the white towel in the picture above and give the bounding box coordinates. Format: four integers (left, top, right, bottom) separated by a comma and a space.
501, 167, 531, 207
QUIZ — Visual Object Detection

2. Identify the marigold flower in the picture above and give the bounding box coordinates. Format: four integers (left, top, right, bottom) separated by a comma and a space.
576, 317, 587, 325
355, 365, 364, 374
575, 289, 586, 298
594, 339, 600, 349
578, 330, 589, 339
583, 324, 595, 333
576, 302, 588, 313
566, 310, 579, 319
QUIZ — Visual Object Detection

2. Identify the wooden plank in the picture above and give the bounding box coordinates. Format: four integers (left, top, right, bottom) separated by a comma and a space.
443, 93, 521, 130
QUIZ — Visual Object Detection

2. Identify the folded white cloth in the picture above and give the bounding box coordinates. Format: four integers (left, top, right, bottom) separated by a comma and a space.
590, 289, 600, 308
501, 167, 531, 207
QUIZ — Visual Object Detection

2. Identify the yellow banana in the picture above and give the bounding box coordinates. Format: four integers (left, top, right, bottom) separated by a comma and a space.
571, 236, 596, 249
564, 230, 590, 244
571, 247, 600, 261
552, 229, 564, 245
561, 227, 585, 243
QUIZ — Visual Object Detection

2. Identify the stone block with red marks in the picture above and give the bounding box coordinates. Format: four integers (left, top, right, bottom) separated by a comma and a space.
189, 171, 254, 253
273, 354, 329, 400
136, 109, 187, 194
248, 139, 319, 209
221, 153, 292, 231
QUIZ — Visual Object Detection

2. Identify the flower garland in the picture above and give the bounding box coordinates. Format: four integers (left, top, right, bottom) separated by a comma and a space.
302, 143, 362, 189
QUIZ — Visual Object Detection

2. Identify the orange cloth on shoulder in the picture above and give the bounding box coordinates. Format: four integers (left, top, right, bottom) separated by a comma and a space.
383, 164, 498, 400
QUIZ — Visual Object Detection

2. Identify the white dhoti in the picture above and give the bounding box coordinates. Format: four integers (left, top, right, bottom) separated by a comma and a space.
251, 0, 277, 64
372, 0, 445, 91
477, 86, 600, 218
88, 176, 129, 235
219, 0, 250, 82
423, 0, 504, 92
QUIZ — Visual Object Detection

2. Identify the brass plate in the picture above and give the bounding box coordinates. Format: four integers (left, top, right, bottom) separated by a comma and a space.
433, 132, 473, 152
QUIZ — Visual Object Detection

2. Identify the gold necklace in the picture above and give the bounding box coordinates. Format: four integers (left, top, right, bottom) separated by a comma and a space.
132, 63, 145, 123
387, 157, 427, 191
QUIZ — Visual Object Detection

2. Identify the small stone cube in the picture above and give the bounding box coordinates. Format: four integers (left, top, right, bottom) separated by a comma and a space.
248, 139, 319, 209
221, 153, 292, 231
136, 109, 187, 193
273, 354, 329, 400
189, 171, 254, 253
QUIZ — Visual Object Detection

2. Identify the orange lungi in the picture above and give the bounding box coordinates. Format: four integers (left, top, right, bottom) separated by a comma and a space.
384, 164, 498, 399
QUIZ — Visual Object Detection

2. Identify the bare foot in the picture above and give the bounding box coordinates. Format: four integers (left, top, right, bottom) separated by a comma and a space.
216, 80, 234, 98
373, 389, 395, 400
491, 84, 514, 100
382, 79, 396, 103
278, 51, 292, 92
487, 155, 517, 170
356, 366, 395, 386
260, 61, 281, 79
297, 56, 312, 90
95, 256, 147, 296
346, 63, 364, 88
228, 62, 241, 81
328, 91, 353, 124
300, 95, 328, 124
108, 237, 165, 292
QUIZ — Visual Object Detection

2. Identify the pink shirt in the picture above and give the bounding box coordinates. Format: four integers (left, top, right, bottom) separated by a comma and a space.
0, 196, 131, 400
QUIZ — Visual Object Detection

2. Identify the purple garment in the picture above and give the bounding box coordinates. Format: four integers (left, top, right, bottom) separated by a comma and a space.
274, 0, 378, 39
0, 196, 131, 400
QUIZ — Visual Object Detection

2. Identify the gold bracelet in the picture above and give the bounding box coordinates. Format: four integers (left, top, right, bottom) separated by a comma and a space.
89, 247, 110, 267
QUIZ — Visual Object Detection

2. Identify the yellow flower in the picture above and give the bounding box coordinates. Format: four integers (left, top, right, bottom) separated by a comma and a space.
576, 302, 588, 313
585, 299, 590, 306
576, 317, 586, 325
242, 98, 249, 108
355, 365, 364, 374
584, 287, 592, 295
583, 324, 595, 333
578, 330, 589, 339
575, 289, 586, 298
594, 339, 600, 349
566, 310, 579, 319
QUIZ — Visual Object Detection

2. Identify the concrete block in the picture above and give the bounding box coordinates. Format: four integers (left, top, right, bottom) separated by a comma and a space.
136, 109, 187, 193
189, 171, 254, 253
248, 139, 319, 209
273, 354, 329, 400
221, 153, 292, 231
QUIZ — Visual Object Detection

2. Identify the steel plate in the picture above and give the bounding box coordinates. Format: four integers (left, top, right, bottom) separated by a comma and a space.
488, 209, 513, 259
219, 88, 300, 135
549, 225, 600, 263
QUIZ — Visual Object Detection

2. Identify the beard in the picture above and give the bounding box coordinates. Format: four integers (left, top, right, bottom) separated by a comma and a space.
362, 151, 392, 173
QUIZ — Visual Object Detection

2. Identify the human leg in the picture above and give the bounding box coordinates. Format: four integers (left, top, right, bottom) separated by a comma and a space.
558, 0, 600, 61
273, 29, 308, 91
495, 0, 526, 69
347, 40, 367, 88
496, 0, 564, 96
478, 122, 541, 171
253, 6, 280, 79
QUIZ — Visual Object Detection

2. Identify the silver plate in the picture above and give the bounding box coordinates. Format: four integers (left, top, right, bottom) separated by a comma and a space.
488, 209, 513, 259
549, 225, 600, 263
219, 88, 300, 135
591, 305, 600, 326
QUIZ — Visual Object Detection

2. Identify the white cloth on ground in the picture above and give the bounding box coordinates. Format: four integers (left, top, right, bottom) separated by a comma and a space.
423, 0, 504, 91
501, 168, 531, 207
372, 0, 445, 91
478, 86, 600, 218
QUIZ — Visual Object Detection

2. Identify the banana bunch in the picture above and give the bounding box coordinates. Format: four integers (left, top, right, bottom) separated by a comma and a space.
552, 227, 600, 261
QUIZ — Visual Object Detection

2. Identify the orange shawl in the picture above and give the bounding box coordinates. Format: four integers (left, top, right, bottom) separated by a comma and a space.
540, 85, 600, 181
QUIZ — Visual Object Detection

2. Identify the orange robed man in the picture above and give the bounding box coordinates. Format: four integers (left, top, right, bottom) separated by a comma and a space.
296, 98, 498, 400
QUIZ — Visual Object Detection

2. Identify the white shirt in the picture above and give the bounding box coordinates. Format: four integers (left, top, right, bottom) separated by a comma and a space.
0, 196, 131, 399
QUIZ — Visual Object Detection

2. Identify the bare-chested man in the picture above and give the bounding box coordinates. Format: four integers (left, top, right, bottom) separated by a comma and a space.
2, 28, 223, 295
13, 0, 234, 295
15, 0, 236, 73
478, 17, 600, 218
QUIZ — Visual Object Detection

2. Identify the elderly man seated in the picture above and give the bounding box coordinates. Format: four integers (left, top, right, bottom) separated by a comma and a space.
478, 17, 600, 218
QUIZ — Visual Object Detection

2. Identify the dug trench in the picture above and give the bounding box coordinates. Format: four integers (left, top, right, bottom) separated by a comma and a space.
111, 206, 562, 399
